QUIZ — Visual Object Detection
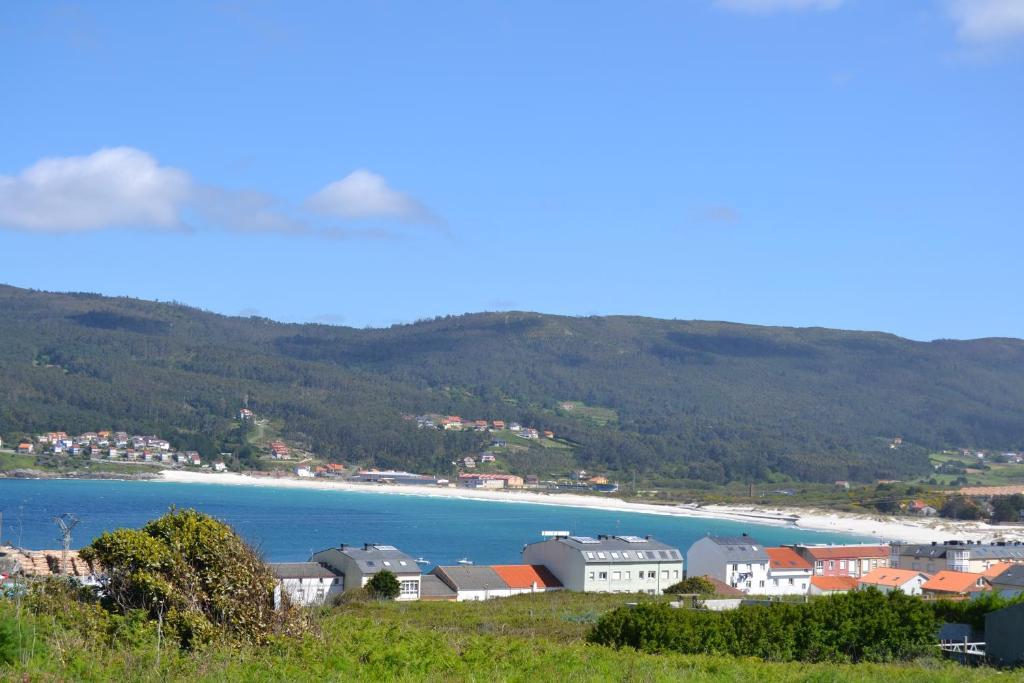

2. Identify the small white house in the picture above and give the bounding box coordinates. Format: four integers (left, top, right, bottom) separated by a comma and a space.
765, 547, 813, 596
685, 535, 770, 594
857, 568, 930, 596
213, 461, 227, 472
270, 562, 344, 607
294, 467, 314, 478
431, 566, 514, 601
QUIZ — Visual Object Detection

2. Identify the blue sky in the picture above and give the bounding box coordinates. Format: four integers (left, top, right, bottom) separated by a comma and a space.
1, 1, 1021, 340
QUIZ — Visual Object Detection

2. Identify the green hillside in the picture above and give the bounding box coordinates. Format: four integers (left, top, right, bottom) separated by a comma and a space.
1, 283, 1023, 484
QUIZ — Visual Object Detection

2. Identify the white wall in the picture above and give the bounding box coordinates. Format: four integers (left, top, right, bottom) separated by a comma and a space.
274, 576, 344, 608
764, 570, 811, 596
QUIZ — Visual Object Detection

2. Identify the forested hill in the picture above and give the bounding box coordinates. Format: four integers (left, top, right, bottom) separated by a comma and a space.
2, 283, 1023, 485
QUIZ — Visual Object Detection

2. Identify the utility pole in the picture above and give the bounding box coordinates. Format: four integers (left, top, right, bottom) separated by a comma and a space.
54, 513, 80, 576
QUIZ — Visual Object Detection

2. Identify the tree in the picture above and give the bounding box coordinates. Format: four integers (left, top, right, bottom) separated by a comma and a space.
80, 508, 300, 648
664, 576, 717, 595
365, 570, 401, 600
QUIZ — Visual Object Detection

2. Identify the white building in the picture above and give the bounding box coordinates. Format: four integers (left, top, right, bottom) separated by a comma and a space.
294, 467, 314, 478
765, 547, 813, 595
311, 543, 423, 601
857, 567, 930, 595
685, 535, 770, 594
270, 562, 344, 607
431, 566, 514, 601
521, 533, 683, 594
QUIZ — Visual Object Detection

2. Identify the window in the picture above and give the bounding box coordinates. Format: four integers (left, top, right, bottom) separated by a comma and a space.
383, 561, 392, 567
586, 552, 595, 560
624, 571, 631, 580
839, 560, 846, 570
399, 561, 408, 567
673, 570, 679, 579
400, 580, 418, 597
315, 588, 325, 601
773, 579, 779, 586
612, 571, 621, 581
829, 560, 835, 570
788, 578, 794, 585
759, 580, 765, 587
648, 571, 656, 579
588, 572, 595, 580
599, 572, 608, 580
295, 589, 305, 601
872, 560, 878, 569
815, 561, 823, 575
597, 552, 607, 559
661, 570, 669, 580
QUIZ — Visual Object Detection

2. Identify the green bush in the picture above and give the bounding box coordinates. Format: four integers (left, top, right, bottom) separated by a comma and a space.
588, 588, 939, 663
664, 576, 716, 595
0, 614, 18, 665
366, 571, 401, 601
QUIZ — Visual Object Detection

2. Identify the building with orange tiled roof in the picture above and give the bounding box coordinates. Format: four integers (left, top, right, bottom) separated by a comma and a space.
809, 575, 859, 595
490, 565, 563, 594
983, 562, 1015, 579
765, 547, 813, 595
857, 567, 930, 595
922, 570, 991, 598
787, 544, 890, 578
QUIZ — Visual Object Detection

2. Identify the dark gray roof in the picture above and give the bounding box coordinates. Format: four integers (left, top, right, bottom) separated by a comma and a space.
312, 544, 422, 575
528, 534, 682, 564
897, 544, 1024, 561
420, 573, 457, 599
270, 562, 341, 580
991, 564, 1024, 588
704, 536, 769, 562
433, 566, 509, 591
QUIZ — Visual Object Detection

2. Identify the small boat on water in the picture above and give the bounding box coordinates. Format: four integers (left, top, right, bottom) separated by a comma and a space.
414, 557, 430, 565
457, 557, 474, 565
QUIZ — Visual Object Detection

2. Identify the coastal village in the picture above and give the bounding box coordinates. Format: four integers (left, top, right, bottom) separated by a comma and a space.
5, 531, 1024, 664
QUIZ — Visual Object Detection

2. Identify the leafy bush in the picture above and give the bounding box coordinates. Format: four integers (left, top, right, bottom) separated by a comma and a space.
80, 508, 303, 648
0, 614, 18, 665
664, 576, 716, 595
366, 571, 401, 601
930, 592, 1024, 631
588, 588, 938, 663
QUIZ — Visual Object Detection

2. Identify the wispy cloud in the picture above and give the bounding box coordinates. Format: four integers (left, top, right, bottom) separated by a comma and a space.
307, 169, 437, 224
947, 0, 1024, 44
0, 147, 439, 238
713, 0, 842, 13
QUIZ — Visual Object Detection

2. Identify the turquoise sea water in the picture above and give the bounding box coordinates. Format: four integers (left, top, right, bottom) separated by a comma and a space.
0, 479, 868, 566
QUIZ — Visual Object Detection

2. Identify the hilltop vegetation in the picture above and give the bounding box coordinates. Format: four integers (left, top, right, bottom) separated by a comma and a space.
2, 284, 1024, 485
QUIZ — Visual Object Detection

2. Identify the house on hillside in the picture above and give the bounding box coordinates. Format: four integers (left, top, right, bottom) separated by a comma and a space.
491, 420, 505, 430
523, 532, 682, 594
809, 575, 859, 596
491, 565, 562, 596
312, 543, 422, 600
442, 416, 463, 430
16, 441, 33, 454
686, 535, 770, 594
462, 457, 476, 469
921, 570, 990, 598
765, 547, 813, 595
907, 500, 937, 516
857, 568, 929, 595
270, 562, 344, 607
787, 544, 890, 578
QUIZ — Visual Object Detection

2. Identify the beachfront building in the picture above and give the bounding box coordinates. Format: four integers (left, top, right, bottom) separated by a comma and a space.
458, 473, 524, 489
857, 568, 929, 595
890, 541, 1024, 574
522, 533, 683, 594
312, 543, 423, 601
685, 535, 769, 594
431, 566, 513, 601
786, 544, 890, 578
351, 470, 445, 486
270, 562, 344, 607
808, 576, 859, 596
765, 547, 813, 595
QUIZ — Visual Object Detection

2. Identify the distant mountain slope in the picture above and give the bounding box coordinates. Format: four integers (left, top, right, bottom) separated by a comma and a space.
1, 283, 1022, 484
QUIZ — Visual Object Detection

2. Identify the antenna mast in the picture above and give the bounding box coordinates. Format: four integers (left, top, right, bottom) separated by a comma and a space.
54, 513, 80, 576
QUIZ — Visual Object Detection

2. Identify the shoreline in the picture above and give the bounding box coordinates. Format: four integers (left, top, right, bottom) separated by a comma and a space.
154, 470, 1024, 544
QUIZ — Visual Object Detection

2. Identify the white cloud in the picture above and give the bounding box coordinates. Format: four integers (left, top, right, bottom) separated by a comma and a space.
713, 0, 842, 13
947, 0, 1024, 43
306, 169, 434, 223
0, 147, 191, 232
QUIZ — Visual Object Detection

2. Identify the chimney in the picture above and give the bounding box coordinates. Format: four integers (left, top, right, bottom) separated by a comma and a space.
364, 543, 373, 550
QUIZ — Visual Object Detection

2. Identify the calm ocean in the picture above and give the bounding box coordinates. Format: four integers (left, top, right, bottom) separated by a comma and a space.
0, 479, 866, 566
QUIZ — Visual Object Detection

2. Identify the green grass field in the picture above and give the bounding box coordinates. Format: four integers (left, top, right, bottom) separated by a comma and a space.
1, 591, 1006, 682
556, 400, 619, 426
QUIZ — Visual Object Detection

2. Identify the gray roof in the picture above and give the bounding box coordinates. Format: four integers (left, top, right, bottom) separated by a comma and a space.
991, 564, 1024, 588
704, 536, 770, 562
312, 544, 422, 576
419, 573, 457, 599
433, 566, 509, 591
896, 544, 1024, 561
270, 562, 341, 580
528, 534, 682, 564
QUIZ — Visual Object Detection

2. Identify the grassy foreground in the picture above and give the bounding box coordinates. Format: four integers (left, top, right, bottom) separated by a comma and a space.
0, 591, 1008, 682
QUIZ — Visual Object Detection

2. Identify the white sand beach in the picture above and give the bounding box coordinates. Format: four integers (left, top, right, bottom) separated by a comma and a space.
156, 470, 1024, 544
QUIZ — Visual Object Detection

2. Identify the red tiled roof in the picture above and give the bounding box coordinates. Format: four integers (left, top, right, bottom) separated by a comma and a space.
491, 565, 562, 589
811, 576, 859, 592
800, 545, 889, 560
858, 568, 926, 587
983, 562, 1015, 579
766, 547, 812, 570
922, 571, 989, 594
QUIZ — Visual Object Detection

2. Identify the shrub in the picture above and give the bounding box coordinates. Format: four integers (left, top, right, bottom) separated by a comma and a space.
588, 588, 938, 663
366, 571, 401, 601
664, 576, 716, 595
0, 614, 18, 665
80, 508, 303, 648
